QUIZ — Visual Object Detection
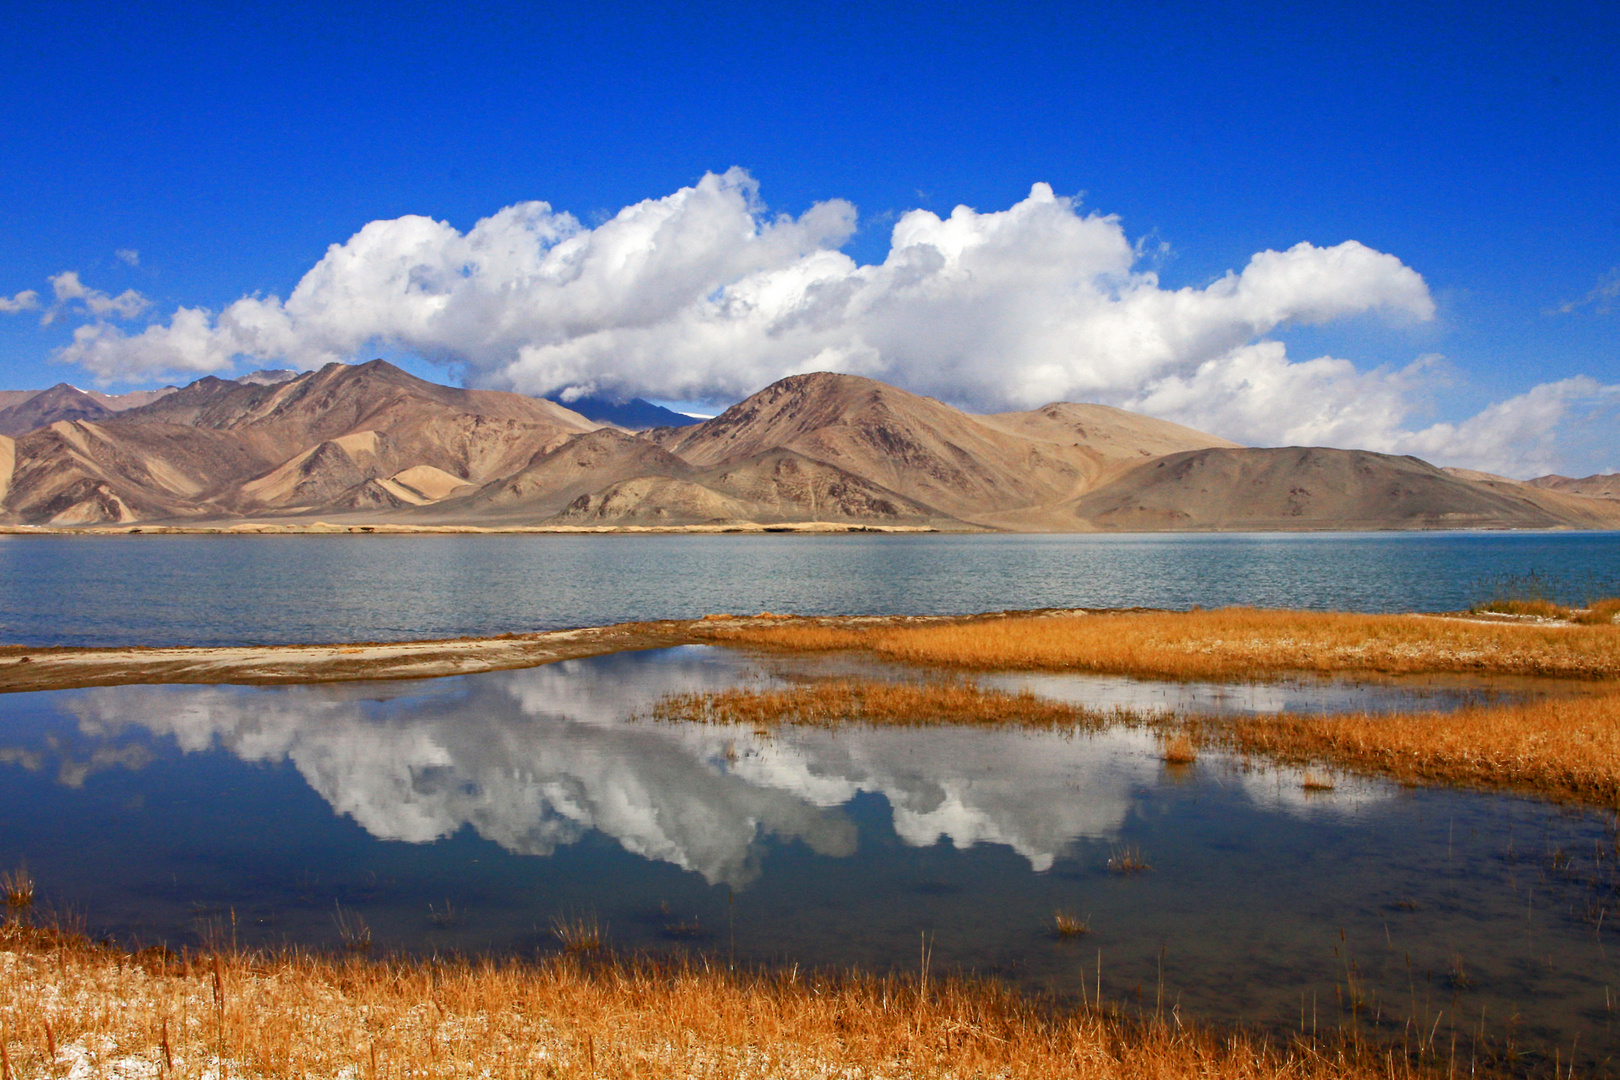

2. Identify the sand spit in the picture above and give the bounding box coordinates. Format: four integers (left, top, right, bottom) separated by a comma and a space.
0, 520, 940, 536
0, 621, 702, 693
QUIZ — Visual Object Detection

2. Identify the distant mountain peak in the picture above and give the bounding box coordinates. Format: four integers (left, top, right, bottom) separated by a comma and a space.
237, 369, 299, 386
543, 393, 702, 429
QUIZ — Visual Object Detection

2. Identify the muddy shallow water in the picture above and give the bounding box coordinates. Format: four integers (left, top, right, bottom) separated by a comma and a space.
0, 647, 1614, 1069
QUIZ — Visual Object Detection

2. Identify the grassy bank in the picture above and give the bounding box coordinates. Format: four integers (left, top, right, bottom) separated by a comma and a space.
648, 679, 1620, 808
0, 923, 1443, 1080
697, 608, 1620, 680
1203, 691, 1620, 806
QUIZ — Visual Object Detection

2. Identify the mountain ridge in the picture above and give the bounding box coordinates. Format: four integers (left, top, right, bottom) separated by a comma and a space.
2, 361, 1617, 532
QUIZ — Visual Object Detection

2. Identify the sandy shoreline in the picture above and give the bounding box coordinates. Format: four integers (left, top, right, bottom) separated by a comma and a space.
0, 619, 708, 693
0, 612, 985, 694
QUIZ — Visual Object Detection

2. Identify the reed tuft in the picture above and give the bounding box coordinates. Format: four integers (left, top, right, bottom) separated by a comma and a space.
1160, 734, 1198, 765
1052, 910, 1090, 938
551, 912, 602, 954
1, 864, 33, 911
1108, 845, 1152, 875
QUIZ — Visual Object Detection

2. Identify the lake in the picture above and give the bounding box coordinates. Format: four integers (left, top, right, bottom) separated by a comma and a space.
2, 530, 1619, 647
0, 646, 1614, 1069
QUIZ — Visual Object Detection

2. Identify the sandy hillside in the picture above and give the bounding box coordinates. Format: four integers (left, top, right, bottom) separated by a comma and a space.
1070, 446, 1620, 530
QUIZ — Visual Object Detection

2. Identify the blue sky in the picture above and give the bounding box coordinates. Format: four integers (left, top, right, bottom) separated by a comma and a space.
1, 0, 1615, 474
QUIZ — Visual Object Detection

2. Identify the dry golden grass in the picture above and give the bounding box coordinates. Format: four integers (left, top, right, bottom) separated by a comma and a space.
0, 923, 1436, 1080
1204, 690, 1620, 807
1574, 597, 1620, 625
645, 678, 1135, 730
648, 673, 1620, 807
1160, 733, 1198, 765
699, 608, 1620, 680
1471, 598, 1568, 619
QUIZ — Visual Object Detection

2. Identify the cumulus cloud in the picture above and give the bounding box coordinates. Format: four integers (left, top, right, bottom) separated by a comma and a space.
41, 270, 150, 325
115, 248, 140, 266
42, 169, 1616, 476
0, 289, 39, 314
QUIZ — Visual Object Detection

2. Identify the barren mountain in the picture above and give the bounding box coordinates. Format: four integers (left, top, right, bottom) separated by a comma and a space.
556, 447, 944, 526
448, 427, 697, 521
0, 385, 178, 435
1070, 447, 1620, 531
1527, 473, 1620, 500
1, 361, 598, 525
654, 372, 1232, 527
0, 384, 116, 436
4, 363, 1618, 532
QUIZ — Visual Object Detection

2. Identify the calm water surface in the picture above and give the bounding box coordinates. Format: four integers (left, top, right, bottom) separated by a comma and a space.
1, 530, 1618, 647
0, 648, 1614, 1069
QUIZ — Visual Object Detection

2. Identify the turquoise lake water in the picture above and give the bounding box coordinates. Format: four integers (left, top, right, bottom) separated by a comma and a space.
2, 530, 1618, 647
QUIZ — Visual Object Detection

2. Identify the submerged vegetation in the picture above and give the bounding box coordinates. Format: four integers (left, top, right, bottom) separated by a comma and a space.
0, 921, 1455, 1080
697, 607, 1620, 680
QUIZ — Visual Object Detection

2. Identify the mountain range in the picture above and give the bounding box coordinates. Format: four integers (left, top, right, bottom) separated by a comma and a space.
1, 360, 1616, 531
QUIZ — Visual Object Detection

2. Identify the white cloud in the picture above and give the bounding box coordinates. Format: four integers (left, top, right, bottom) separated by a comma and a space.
115, 248, 140, 267
44, 170, 1616, 476
0, 289, 39, 314
1555, 266, 1619, 315
1132, 347, 1620, 476
42, 270, 150, 325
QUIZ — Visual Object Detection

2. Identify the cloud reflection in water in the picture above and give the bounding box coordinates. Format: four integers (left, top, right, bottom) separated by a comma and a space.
61, 648, 1176, 885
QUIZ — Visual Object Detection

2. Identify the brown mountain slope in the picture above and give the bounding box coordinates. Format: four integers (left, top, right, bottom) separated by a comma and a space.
0, 385, 174, 423
84, 386, 178, 411
555, 448, 945, 526
1, 361, 600, 523
3, 419, 275, 524
136, 361, 599, 511
445, 428, 696, 522
653, 373, 1230, 527
1070, 447, 1620, 531
0, 384, 115, 436
1528, 473, 1620, 500
0, 434, 13, 506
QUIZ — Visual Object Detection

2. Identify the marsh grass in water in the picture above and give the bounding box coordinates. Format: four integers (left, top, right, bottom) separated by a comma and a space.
550, 911, 603, 954
643, 678, 1135, 730
1203, 691, 1620, 806
332, 903, 370, 953
1052, 910, 1090, 938
1161, 733, 1198, 765
1108, 845, 1152, 875
647, 673, 1620, 807
698, 607, 1620, 680
1, 864, 33, 911
1300, 771, 1337, 793
0, 921, 1463, 1080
